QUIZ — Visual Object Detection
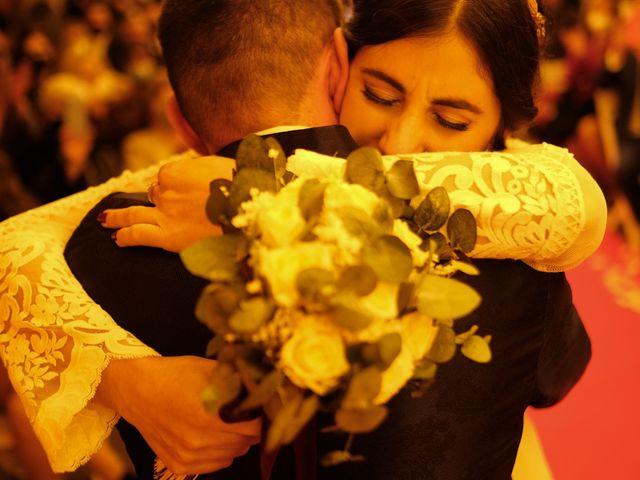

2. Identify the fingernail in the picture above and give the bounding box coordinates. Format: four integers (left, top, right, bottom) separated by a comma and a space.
97, 212, 107, 224
111, 231, 118, 242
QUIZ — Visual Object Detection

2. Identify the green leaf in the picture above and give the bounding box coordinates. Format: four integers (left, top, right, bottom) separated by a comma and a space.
205, 335, 226, 358
386, 160, 420, 199
342, 367, 382, 409
338, 206, 385, 240
265, 387, 304, 451
372, 201, 395, 230
296, 268, 335, 303
396, 281, 415, 314
378, 332, 402, 368
228, 297, 275, 335
180, 235, 248, 281
331, 302, 374, 331
265, 137, 287, 188
361, 235, 413, 284
414, 187, 450, 232
426, 325, 457, 363
461, 335, 492, 363
416, 275, 481, 320
447, 209, 477, 253
320, 450, 366, 467
228, 168, 277, 213
206, 179, 233, 226
281, 395, 320, 444
335, 405, 388, 434
195, 283, 245, 335
236, 369, 284, 412
337, 265, 378, 297
201, 363, 242, 413
345, 147, 386, 194
236, 134, 275, 173
298, 178, 327, 221
412, 358, 438, 380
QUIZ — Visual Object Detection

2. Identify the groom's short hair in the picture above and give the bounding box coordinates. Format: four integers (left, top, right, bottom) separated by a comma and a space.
158, 0, 343, 149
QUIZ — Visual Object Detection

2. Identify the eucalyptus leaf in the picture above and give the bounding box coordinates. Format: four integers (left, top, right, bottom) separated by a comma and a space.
180, 235, 248, 281
345, 147, 386, 194
320, 450, 366, 467
378, 332, 402, 368
342, 367, 382, 409
337, 265, 378, 297
195, 283, 244, 335
338, 206, 384, 240
228, 168, 277, 213
447, 209, 477, 253
298, 179, 327, 221
206, 178, 233, 226
281, 395, 320, 444
297, 268, 335, 302
426, 325, 457, 363
331, 302, 374, 331
236, 369, 285, 413
361, 235, 413, 284
461, 335, 492, 363
412, 358, 438, 380
236, 134, 275, 173
372, 201, 395, 230
415, 187, 450, 232
335, 405, 388, 434
201, 363, 242, 413
386, 160, 420, 199
229, 297, 275, 335
265, 137, 287, 188
205, 335, 226, 358
265, 387, 304, 451
416, 274, 481, 320
396, 281, 415, 314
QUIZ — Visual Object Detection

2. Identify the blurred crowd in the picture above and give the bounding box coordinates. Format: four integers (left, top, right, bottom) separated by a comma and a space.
1, 0, 640, 249
527, 0, 640, 249
0, 0, 185, 222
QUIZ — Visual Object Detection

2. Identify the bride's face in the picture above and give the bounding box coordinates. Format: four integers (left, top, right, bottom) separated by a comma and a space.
339, 30, 502, 154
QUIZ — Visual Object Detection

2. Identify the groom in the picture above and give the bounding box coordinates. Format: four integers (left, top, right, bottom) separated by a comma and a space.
65, 0, 591, 479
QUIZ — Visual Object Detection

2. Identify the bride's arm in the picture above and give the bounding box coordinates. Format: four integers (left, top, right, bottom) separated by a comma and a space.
289, 141, 606, 271
0, 162, 171, 472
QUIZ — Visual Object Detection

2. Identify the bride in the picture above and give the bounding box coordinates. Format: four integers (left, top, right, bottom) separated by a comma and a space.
0, 0, 602, 478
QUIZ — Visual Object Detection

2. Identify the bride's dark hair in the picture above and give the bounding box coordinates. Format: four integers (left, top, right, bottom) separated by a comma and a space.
345, 0, 541, 149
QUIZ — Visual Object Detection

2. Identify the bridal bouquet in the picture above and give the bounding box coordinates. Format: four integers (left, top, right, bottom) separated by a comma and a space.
180, 135, 491, 466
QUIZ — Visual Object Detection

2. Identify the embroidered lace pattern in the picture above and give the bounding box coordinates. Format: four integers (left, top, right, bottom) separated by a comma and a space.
0, 165, 163, 472
0, 144, 605, 473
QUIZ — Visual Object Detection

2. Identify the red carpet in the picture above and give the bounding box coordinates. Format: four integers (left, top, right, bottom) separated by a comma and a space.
530, 231, 640, 479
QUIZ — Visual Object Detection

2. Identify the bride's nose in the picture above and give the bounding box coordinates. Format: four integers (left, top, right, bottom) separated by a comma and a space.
378, 111, 429, 155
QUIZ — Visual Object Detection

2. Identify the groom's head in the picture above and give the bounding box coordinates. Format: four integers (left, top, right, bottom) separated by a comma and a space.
158, 0, 349, 154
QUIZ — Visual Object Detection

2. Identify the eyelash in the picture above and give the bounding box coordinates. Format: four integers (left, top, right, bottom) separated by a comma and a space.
362, 86, 470, 132
362, 87, 400, 106
434, 114, 469, 132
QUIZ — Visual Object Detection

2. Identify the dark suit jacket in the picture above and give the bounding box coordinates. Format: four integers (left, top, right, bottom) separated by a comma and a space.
65, 126, 591, 479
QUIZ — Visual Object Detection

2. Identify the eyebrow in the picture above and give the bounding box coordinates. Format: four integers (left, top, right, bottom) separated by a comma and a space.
432, 98, 483, 114
361, 68, 405, 94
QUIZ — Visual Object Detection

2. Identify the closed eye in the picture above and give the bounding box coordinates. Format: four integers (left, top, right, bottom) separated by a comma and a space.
434, 114, 469, 132
362, 87, 401, 107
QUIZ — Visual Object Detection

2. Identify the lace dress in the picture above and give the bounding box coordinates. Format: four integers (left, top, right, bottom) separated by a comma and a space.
0, 143, 606, 472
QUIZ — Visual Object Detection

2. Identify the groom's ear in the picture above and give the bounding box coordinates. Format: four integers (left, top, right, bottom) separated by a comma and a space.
166, 95, 210, 155
328, 28, 350, 115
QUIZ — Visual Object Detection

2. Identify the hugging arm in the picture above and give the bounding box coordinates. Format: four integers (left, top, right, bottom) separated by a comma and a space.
0, 163, 165, 471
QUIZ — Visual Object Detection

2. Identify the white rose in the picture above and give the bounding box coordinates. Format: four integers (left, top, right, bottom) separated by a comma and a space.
286, 149, 345, 180
279, 315, 350, 395
324, 182, 381, 217
258, 242, 335, 307
393, 220, 428, 267
257, 180, 307, 248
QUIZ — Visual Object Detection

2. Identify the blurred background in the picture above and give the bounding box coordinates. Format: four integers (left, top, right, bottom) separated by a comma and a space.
0, 0, 639, 478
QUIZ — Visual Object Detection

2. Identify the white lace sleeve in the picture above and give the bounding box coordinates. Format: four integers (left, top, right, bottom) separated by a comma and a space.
288, 141, 607, 271
395, 141, 607, 271
0, 165, 165, 472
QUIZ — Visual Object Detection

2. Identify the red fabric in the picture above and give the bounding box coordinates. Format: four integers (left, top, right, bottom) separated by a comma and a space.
530, 232, 640, 479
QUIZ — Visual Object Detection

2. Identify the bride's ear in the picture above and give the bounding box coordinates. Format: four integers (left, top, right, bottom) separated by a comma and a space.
328, 28, 350, 114
166, 95, 209, 155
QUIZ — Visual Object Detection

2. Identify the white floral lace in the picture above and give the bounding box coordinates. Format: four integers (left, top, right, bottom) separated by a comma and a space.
0, 143, 605, 473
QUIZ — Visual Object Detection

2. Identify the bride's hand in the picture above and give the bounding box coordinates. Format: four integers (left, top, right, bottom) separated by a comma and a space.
100, 155, 235, 252
94, 356, 261, 475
